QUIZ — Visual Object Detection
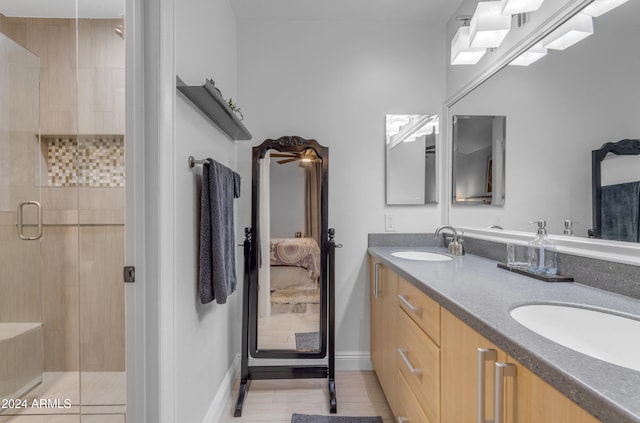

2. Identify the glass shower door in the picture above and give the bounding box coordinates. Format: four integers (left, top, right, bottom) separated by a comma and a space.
0, 30, 48, 412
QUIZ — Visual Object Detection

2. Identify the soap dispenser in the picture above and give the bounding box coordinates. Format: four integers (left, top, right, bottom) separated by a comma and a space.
528, 220, 558, 275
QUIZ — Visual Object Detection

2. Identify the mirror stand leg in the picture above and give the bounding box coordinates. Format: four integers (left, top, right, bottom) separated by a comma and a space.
328, 379, 337, 413
234, 379, 249, 417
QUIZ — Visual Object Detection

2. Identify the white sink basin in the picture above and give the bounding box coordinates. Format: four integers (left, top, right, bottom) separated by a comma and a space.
391, 251, 452, 262
511, 304, 640, 371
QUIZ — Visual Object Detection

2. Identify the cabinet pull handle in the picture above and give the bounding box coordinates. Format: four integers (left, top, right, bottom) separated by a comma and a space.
477, 348, 497, 423
398, 348, 422, 376
397, 417, 409, 423
397, 294, 422, 316
374, 262, 381, 298
494, 362, 516, 423
17, 201, 43, 241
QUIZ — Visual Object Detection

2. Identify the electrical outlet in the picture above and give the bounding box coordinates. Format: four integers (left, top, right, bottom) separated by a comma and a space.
385, 213, 397, 232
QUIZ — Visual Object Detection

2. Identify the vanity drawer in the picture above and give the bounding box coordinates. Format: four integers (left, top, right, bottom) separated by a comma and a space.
397, 371, 432, 423
397, 308, 440, 423
398, 277, 441, 345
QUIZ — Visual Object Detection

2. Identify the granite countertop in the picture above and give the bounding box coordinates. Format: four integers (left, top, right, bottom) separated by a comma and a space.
368, 246, 640, 423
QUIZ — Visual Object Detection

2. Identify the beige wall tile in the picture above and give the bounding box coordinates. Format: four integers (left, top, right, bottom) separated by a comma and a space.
0, 225, 41, 322
79, 226, 124, 372
41, 226, 79, 372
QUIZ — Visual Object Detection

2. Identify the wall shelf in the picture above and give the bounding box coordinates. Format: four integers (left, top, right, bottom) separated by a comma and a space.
176, 76, 252, 141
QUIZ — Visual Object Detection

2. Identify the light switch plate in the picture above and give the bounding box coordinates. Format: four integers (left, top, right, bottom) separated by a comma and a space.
385, 213, 397, 232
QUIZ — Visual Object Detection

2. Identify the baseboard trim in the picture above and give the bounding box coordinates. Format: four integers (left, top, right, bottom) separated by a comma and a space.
336, 351, 372, 371
201, 354, 240, 423
201, 350, 371, 422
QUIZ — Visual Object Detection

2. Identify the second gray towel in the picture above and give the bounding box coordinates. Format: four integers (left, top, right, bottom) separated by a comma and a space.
199, 158, 241, 304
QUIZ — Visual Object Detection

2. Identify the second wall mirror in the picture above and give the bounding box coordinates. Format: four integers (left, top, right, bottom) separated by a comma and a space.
385, 114, 439, 205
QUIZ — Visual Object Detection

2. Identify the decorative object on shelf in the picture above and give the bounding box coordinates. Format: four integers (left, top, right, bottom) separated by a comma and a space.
176, 76, 251, 141
227, 98, 244, 121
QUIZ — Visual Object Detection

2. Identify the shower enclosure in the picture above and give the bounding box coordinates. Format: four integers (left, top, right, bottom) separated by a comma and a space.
0, 3, 126, 421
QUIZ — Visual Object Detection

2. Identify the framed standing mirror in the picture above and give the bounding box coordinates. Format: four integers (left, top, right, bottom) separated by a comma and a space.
236, 135, 337, 417
385, 114, 439, 205
249, 136, 329, 358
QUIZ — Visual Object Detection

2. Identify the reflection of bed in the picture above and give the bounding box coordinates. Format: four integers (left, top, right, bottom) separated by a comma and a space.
270, 238, 320, 290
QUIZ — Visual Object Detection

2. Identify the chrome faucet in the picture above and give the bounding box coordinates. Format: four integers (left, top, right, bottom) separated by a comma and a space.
434, 225, 465, 256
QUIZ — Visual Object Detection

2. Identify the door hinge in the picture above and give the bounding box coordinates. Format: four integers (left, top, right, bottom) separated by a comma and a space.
123, 266, 135, 283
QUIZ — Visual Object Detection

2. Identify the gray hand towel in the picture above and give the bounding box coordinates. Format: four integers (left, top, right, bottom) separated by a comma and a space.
600, 181, 640, 243
199, 158, 241, 304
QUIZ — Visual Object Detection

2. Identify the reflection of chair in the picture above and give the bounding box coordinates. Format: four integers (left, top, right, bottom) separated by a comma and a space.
590, 139, 640, 242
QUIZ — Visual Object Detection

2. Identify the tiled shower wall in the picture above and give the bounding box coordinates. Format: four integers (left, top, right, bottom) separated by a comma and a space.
46, 136, 125, 187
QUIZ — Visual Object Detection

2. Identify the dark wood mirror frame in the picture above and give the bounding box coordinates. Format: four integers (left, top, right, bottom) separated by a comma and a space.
590, 139, 640, 239
249, 136, 329, 359
236, 135, 337, 416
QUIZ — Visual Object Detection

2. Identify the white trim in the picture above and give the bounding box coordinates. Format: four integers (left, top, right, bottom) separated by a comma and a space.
335, 351, 373, 371
125, 0, 145, 420
460, 227, 640, 266
158, 0, 177, 419
202, 355, 241, 423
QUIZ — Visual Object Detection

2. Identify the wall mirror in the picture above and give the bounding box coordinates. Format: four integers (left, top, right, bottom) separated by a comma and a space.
452, 115, 505, 205
448, 0, 640, 240
249, 136, 329, 358
385, 114, 439, 205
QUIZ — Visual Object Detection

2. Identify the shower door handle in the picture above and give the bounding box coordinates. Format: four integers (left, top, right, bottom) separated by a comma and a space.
17, 201, 43, 240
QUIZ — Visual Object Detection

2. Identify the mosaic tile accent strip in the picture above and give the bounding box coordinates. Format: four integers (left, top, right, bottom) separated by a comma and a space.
47, 136, 125, 187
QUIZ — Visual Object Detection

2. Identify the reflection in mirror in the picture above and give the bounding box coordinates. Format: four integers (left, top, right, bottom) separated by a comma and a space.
385, 114, 439, 205
590, 139, 640, 242
452, 115, 505, 205
255, 146, 324, 353
448, 0, 640, 238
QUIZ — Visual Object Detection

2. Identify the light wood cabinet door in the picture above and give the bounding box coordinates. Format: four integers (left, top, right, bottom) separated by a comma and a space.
502, 357, 600, 423
441, 308, 507, 423
369, 257, 398, 412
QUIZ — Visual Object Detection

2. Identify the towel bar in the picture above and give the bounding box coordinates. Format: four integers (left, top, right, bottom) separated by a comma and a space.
189, 156, 209, 168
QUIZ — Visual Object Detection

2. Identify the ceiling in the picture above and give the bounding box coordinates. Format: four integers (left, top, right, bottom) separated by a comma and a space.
230, 0, 464, 22
0, 0, 123, 18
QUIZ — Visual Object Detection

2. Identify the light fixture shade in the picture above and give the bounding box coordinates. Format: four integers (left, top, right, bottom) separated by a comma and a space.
542, 12, 593, 50
470, 1, 512, 49
501, 0, 545, 15
451, 26, 487, 65
508, 42, 548, 66
582, 0, 629, 17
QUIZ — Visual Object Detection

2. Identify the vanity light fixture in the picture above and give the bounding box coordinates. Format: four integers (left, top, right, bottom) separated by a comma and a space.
501, 0, 545, 15
582, 0, 629, 17
542, 12, 593, 50
508, 42, 547, 66
451, 26, 487, 65
470, 1, 512, 49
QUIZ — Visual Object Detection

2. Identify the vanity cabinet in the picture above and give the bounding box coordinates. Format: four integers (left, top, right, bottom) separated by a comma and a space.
369, 256, 601, 423
441, 308, 599, 423
369, 258, 398, 412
